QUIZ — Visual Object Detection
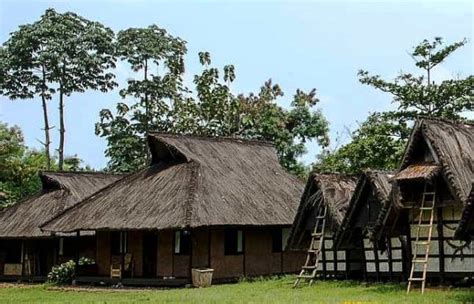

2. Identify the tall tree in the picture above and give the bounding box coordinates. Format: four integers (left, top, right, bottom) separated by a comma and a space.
0, 23, 56, 169
314, 38, 473, 174
41, 9, 117, 169
0, 9, 117, 170
96, 25, 187, 171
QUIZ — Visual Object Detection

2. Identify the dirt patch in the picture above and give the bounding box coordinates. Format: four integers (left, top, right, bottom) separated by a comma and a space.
47, 285, 169, 293
0, 283, 39, 289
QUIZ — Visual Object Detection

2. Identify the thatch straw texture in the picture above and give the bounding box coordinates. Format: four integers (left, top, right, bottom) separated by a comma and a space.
374, 118, 474, 240
42, 134, 304, 232
335, 170, 393, 247
286, 173, 357, 250
0, 172, 123, 238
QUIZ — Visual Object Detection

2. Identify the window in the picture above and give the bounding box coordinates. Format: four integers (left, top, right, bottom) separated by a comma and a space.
272, 228, 290, 252
174, 230, 191, 255
224, 229, 243, 255
5, 240, 22, 263
111, 231, 128, 255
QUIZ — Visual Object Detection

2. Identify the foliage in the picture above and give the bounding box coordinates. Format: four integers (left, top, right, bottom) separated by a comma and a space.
314, 113, 408, 174
96, 25, 187, 172
0, 122, 46, 207
315, 38, 473, 174
358, 37, 472, 121
98, 44, 329, 177
47, 260, 76, 285
77, 257, 95, 266
0, 122, 89, 207
0, 9, 117, 170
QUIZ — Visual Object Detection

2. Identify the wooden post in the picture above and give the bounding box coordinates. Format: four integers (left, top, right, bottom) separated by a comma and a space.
75, 232, 80, 265
373, 243, 380, 282
436, 207, 445, 284
207, 228, 211, 269
387, 239, 394, 281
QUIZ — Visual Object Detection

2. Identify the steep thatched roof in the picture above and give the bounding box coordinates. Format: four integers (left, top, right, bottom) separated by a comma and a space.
0, 172, 123, 238
42, 134, 304, 232
374, 118, 474, 240
334, 170, 393, 248
286, 173, 357, 250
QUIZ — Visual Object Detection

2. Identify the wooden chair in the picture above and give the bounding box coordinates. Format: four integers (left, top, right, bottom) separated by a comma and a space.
110, 254, 134, 279
110, 256, 122, 279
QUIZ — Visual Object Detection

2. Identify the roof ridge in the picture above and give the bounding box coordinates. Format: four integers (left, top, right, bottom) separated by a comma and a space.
149, 132, 275, 147
40, 171, 123, 176
418, 116, 474, 127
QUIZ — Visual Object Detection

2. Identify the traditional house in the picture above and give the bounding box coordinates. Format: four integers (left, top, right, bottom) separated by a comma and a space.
334, 170, 407, 281
41, 134, 306, 285
0, 172, 122, 280
372, 118, 474, 285
286, 173, 358, 280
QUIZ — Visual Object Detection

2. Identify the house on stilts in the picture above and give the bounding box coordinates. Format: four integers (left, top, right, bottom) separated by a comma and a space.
41, 134, 306, 286
0, 172, 123, 281
286, 173, 357, 286
334, 170, 408, 282
371, 118, 473, 292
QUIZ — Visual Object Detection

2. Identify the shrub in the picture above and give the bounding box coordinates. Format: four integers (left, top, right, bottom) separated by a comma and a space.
47, 260, 76, 285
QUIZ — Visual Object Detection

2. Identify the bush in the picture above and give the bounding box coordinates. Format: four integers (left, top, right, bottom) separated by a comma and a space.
47, 260, 76, 285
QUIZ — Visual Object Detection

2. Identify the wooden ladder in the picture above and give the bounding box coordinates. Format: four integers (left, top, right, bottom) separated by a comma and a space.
294, 204, 327, 288
407, 181, 436, 294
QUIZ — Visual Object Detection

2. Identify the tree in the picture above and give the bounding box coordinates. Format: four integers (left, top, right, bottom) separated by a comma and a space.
98, 46, 330, 177
0, 22, 57, 169
39, 9, 117, 170
0, 122, 46, 208
358, 37, 472, 121
313, 113, 408, 174
96, 25, 187, 172
1, 9, 117, 170
314, 38, 473, 174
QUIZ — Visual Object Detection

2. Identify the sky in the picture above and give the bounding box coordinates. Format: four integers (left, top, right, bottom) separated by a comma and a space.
0, 0, 473, 169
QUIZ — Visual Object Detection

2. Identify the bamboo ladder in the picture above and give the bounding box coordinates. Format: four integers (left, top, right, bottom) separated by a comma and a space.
294, 204, 327, 288
407, 181, 436, 294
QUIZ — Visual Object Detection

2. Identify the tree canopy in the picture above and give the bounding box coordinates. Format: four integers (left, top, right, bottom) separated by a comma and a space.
315, 38, 473, 174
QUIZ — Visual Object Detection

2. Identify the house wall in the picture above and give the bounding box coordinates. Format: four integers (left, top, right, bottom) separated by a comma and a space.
90, 227, 305, 281
363, 237, 404, 279
96, 231, 111, 276
312, 230, 348, 278
408, 205, 474, 279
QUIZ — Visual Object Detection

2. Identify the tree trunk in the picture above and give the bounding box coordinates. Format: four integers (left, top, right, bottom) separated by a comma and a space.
58, 64, 66, 170
41, 66, 51, 170
144, 59, 150, 163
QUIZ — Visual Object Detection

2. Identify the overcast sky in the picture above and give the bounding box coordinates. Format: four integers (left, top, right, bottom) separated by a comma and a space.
1, 0, 472, 169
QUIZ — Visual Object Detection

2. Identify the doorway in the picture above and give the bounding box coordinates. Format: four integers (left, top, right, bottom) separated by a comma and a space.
142, 232, 158, 278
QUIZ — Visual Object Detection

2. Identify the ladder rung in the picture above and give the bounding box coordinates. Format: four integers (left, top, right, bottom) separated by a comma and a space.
302, 265, 317, 270
408, 278, 425, 281
312, 233, 323, 237
417, 224, 433, 227
297, 275, 315, 279
414, 241, 429, 245
308, 249, 320, 253
316, 216, 326, 219
423, 192, 436, 195
412, 259, 428, 263
419, 207, 434, 210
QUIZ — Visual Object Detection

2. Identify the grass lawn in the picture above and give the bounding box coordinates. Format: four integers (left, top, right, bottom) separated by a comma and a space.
0, 276, 472, 304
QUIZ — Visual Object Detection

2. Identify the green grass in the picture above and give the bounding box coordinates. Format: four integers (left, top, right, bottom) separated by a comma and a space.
0, 276, 472, 304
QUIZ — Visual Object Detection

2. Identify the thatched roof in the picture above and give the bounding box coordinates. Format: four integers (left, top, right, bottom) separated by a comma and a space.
334, 170, 393, 248
286, 173, 357, 250
42, 134, 304, 232
374, 118, 474, 240
394, 163, 440, 181
0, 172, 123, 238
